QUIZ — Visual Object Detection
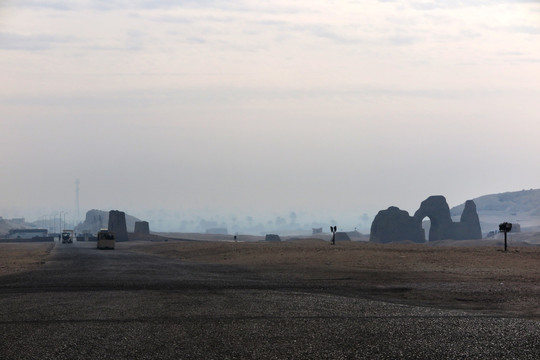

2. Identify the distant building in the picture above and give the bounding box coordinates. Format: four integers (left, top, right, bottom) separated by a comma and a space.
8, 229, 48, 239
312, 228, 323, 234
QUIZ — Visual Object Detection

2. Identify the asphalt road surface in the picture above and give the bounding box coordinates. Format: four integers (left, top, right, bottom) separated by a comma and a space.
0, 242, 538, 359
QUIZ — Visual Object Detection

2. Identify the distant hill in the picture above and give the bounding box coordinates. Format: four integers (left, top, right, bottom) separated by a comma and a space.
450, 189, 540, 233
0, 217, 38, 236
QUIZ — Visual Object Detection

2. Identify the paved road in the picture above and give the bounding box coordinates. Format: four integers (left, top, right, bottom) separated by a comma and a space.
0, 242, 538, 359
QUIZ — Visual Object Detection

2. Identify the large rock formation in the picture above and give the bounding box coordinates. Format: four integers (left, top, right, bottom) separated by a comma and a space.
370, 206, 424, 243
134, 221, 150, 235
75, 209, 140, 235
108, 210, 129, 242
456, 200, 482, 240
370, 196, 482, 243
76, 210, 107, 235
414, 196, 454, 241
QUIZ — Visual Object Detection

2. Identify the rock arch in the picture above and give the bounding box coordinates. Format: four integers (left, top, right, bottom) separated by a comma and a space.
369, 206, 425, 243
370, 196, 482, 243
413, 196, 454, 241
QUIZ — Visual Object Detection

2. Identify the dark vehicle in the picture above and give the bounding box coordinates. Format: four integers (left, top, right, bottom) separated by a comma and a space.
61, 230, 74, 244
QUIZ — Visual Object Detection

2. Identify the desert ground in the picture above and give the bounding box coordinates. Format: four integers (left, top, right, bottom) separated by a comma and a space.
0, 242, 54, 276
0, 237, 538, 359
124, 238, 540, 318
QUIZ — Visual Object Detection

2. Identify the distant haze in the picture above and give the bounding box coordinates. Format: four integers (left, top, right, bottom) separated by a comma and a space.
1, 1, 539, 232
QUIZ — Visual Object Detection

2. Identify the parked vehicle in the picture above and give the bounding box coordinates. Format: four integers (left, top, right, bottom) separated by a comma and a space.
97, 230, 115, 250
61, 230, 74, 244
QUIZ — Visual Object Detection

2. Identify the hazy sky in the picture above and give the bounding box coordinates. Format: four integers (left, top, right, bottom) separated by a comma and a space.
1, 0, 540, 229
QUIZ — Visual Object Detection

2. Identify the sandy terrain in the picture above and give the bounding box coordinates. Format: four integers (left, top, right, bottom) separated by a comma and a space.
122, 239, 540, 318
1, 239, 538, 318
0, 242, 54, 276
1, 239, 538, 359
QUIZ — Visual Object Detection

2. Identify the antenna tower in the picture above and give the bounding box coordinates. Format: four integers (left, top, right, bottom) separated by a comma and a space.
75, 179, 80, 224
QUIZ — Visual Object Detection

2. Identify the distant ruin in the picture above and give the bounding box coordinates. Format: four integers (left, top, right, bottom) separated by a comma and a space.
134, 221, 150, 235
265, 234, 281, 242
370, 195, 482, 243
75, 209, 141, 235
108, 210, 129, 242
334, 232, 351, 242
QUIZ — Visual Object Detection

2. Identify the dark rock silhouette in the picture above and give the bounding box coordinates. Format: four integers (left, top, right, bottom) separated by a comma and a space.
75, 209, 140, 235
335, 232, 352, 242
265, 234, 281, 242
457, 200, 483, 239
108, 210, 128, 242
370, 196, 482, 243
312, 228, 323, 234
134, 221, 150, 235
414, 196, 454, 241
370, 206, 424, 243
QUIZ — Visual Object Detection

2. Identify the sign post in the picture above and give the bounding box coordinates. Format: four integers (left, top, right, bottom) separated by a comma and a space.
330, 226, 337, 245
499, 222, 512, 252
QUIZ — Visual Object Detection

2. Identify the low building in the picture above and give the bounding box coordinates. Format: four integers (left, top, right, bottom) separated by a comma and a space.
8, 229, 48, 239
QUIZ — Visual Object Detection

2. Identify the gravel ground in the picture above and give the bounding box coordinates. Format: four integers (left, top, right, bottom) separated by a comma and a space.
0, 242, 538, 359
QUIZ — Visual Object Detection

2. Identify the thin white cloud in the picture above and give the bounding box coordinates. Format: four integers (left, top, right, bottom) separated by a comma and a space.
0, 32, 77, 51
2, 0, 540, 225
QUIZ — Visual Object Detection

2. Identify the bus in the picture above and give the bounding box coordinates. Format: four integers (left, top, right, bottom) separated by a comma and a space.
97, 230, 115, 250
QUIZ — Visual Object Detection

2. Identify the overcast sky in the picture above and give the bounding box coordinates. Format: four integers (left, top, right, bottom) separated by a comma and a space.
1, 0, 540, 230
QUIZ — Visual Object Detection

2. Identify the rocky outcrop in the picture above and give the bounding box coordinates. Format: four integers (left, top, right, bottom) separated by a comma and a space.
414, 196, 454, 241
134, 221, 150, 235
370, 196, 482, 243
75, 210, 107, 235
265, 234, 281, 242
75, 209, 140, 235
335, 232, 352, 242
370, 207, 424, 243
457, 200, 482, 240
108, 210, 128, 242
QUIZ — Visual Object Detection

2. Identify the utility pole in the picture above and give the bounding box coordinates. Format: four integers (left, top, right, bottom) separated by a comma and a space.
75, 179, 80, 224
